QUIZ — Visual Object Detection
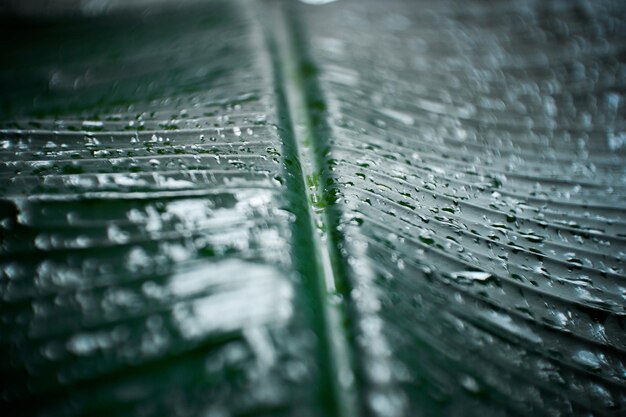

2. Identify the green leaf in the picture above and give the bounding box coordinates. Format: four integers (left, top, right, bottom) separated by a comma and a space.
1, 1, 625, 416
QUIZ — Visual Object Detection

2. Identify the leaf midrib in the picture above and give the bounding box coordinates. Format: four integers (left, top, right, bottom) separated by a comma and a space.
255, 2, 360, 416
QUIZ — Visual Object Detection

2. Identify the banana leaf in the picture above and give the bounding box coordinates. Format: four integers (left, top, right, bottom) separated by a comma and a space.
1, 0, 625, 416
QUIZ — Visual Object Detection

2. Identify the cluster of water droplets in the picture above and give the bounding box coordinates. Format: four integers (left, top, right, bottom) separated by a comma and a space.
0, 2, 327, 416
302, 0, 625, 415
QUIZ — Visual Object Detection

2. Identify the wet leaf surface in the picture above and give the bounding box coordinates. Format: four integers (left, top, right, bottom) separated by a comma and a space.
0, 0, 625, 416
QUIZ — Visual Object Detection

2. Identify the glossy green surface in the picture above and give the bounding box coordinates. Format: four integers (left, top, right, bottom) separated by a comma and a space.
1, 0, 625, 416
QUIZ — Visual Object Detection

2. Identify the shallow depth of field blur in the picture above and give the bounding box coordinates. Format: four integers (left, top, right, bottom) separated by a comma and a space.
1, 1, 625, 416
